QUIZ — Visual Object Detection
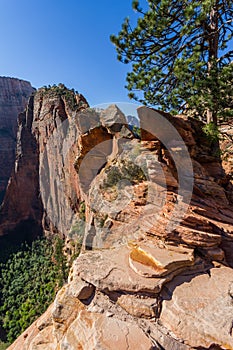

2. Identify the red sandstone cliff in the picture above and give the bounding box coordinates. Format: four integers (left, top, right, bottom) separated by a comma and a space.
0, 85, 88, 238
5, 87, 233, 349
0, 77, 34, 204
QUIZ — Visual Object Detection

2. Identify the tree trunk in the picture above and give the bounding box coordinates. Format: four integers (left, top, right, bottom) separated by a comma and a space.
206, 109, 212, 124
206, 109, 218, 125
206, 1, 219, 125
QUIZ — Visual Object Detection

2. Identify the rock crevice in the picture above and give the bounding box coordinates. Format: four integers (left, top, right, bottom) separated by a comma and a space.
4, 90, 233, 349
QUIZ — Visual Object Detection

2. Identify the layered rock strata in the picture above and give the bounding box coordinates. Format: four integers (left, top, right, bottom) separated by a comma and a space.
5, 90, 233, 349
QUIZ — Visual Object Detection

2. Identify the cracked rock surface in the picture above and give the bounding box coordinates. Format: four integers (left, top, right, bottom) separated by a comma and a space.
6, 94, 233, 349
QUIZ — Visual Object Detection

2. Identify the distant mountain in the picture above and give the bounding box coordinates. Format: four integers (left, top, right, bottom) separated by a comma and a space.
126, 114, 139, 128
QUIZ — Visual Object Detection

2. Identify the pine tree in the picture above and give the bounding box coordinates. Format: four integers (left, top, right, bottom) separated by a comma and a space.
111, 0, 233, 124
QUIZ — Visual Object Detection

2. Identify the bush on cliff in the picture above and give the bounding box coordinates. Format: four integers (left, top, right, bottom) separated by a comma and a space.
39, 84, 79, 110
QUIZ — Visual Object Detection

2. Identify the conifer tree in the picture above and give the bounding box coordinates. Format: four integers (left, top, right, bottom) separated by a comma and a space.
111, 0, 233, 124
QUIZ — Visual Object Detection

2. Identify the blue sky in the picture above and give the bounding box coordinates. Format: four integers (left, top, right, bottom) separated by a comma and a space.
0, 1, 232, 110
0, 0, 147, 107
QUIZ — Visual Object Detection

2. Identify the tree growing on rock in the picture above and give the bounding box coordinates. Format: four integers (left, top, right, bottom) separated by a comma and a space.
111, 0, 233, 125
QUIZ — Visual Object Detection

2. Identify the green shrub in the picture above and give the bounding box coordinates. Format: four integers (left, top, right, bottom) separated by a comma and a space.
39, 84, 79, 110
68, 218, 84, 264
132, 125, 141, 138
79, 202, 86, 221
53, 237, 69, 287
102, 161, 146, 189
69, 218, 85, 240
103, 166, 122, 188
202, 122, 220, 143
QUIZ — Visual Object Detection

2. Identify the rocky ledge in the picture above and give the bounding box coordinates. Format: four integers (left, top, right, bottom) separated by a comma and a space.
5, 88, 233, 349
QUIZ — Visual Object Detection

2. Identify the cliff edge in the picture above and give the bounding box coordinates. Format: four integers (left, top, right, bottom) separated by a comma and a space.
5, 87, 233, 349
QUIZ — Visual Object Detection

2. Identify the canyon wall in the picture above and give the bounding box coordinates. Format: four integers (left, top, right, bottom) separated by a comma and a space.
0, 85, 88, 237
5, 87, 233, 349
0, 77, 34, 204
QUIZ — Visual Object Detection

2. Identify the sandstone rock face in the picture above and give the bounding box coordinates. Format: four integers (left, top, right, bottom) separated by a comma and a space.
6, 100, 233, 349
33, 88, 89, 236
0, 96, 42, 237
0, 77, 34, 204
160, 266, 233, 349
0, 86, 89, 237
220, 120, 233, 203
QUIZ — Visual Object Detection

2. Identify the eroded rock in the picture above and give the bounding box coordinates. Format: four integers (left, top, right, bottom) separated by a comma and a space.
73, 244, 197, 295
5, 102, 233, 350
128, 243, 194, 277
61, 310, 153, 350
160, 266, 233, 349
